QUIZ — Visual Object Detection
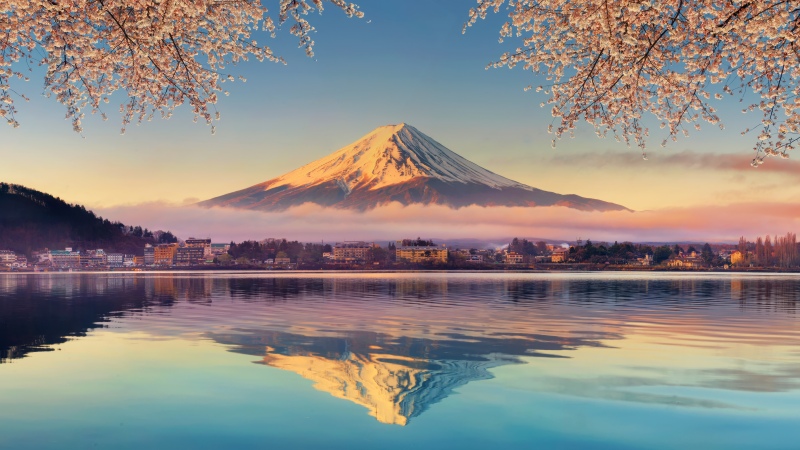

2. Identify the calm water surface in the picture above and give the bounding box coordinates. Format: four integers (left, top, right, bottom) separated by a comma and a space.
0, 272, 798, 449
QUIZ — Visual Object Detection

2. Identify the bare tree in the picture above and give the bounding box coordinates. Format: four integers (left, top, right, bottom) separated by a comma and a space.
774, 232, 798, 267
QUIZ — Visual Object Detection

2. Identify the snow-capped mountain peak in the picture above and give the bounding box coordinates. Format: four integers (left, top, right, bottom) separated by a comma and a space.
200, 124, 628, 212
265, 123, 530, 192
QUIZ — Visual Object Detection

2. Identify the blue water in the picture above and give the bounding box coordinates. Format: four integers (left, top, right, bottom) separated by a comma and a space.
0, 272, 798, 449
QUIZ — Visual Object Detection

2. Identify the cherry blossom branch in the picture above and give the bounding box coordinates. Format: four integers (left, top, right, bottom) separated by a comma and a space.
465, 0, 800, 165
0, 0, 363, 133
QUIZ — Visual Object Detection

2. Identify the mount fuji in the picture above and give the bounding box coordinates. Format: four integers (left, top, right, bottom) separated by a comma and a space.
200, 123, 627, 211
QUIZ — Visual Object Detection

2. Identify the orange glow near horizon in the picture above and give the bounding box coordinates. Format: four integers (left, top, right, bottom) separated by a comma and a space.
94, 201, 800, 243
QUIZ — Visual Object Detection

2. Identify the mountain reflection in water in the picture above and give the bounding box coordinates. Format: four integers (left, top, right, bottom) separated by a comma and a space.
210, 328, 609, 425
1, 272, 799, 427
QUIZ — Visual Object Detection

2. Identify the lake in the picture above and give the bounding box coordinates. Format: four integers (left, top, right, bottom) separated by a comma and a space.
0, 272, 798, 449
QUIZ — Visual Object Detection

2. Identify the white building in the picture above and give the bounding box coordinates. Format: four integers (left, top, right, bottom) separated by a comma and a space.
0, 250, 16, 266
551, 248, 570, 263
504, 251, 524, 264
50, 248, 81, 268
107, 253, 124, 267
333, 242, 375, 262
186, 238, 212, 256
395, 240, 448, 263
209, 243, 230, 256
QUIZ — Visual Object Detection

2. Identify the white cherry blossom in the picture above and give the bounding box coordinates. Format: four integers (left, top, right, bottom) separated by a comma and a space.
465, 0, 800, 164
0, 1, 362, 133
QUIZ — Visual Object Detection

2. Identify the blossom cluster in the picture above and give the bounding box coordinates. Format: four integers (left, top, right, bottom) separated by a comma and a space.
0, 0, 362, 133
465, 0, 800, 164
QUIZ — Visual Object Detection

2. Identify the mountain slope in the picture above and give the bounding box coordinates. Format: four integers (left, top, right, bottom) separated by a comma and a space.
201, 123, 628, 211
0, 183, 160, 256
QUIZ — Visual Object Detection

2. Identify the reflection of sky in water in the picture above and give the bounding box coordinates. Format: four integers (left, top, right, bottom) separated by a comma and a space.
0, 272, 799, 448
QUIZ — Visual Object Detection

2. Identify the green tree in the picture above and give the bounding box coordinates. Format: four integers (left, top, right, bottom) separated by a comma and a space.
653, 246, 673, 264
701, 243, 714, 265
368, 246, 388, 263
158, 231, 178, 244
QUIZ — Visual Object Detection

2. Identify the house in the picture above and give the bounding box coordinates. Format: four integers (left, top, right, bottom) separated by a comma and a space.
153, 243, 178, 265
666, 255, 705, 268
80, 249, 107, 267
0, 250, 16, 267
11, 257, 27, 269
395, 239, 448, 263
185, 238, 212, 256
32, 250, 50, 263
333, 242, 375, 262
504, 251, 524, 264
50, 248, 81, 269
209, 243, 231, 256
175, 247, 204, 265
144, 245, 155, 265
666, 257, 684, 267
551, 248, 569, 263
107, 253, 125, 267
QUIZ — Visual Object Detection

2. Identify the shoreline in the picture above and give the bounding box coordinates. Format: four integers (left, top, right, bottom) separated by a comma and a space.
2, 266, 799, 275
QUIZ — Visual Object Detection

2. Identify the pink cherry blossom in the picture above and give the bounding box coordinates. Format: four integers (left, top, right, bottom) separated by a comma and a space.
465, 0, 800, 164
0, 1, 362, 133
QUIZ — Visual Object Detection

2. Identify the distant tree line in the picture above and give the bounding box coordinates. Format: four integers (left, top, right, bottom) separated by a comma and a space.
511, 239, 722, 266
738, 233, 799, 267
400, 238, 436, 247
564, 240, 659, 264
225, 239, 332, 265
528, 234, 799, 268
507, 238, 548, 256
211, 234, 800, 270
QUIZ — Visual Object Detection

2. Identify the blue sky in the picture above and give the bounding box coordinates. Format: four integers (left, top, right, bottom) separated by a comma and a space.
1, 0, 796, 214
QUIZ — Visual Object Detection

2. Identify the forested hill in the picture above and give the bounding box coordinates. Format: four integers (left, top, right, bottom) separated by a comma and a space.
0, 183, 165, 256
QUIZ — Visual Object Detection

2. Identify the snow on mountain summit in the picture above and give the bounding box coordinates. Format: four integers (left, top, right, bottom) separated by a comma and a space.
200, 124, 628, 212
264, 123, 531, 192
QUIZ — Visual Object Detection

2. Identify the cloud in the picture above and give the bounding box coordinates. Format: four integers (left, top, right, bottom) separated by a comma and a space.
546, 150, 800, 177
180, 197, 201, 205
94, 201, 800, 244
